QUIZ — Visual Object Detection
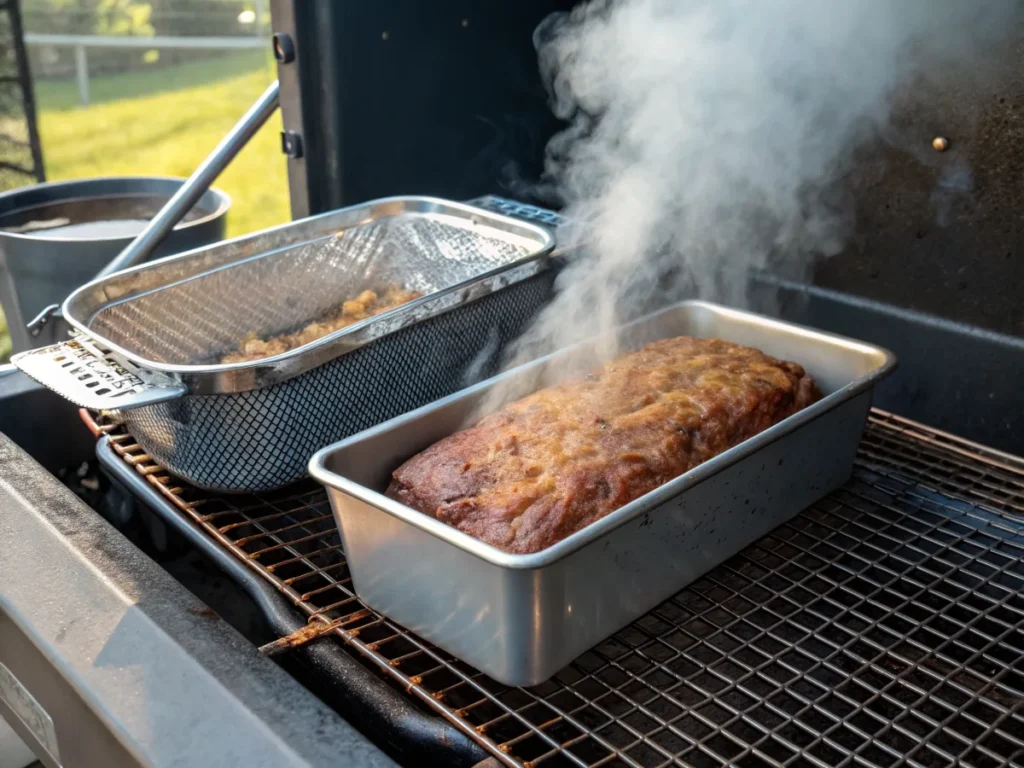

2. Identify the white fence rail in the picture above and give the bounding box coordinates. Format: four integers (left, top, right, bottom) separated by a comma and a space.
23, 33, 267, 106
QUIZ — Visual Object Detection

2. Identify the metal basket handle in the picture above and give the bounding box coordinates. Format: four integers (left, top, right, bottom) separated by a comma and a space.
13, 335, 186, 411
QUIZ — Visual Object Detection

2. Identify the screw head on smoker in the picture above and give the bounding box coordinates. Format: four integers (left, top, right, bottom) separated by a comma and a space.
932, 136, 949, 152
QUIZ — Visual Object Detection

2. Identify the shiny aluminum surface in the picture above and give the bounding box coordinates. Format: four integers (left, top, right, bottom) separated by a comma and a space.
310, 301, 897, 686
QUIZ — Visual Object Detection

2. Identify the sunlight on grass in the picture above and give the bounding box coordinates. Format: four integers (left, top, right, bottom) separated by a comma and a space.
36, 50, 290, 239
1, 52, 290, 359
38, 51, 272, 112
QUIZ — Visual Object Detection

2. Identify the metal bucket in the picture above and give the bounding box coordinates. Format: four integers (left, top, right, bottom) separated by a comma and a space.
0, 177, 230, 353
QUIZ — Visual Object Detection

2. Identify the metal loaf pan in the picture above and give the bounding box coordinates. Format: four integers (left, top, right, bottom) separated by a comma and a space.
13, 197, 555, 491
309, 301, 896, 687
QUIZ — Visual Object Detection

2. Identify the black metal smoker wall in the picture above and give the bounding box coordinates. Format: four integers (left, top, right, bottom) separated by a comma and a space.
271, 1, 1024, 450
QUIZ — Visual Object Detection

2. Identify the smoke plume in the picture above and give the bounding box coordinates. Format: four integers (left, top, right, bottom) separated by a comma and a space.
493, 0, 1016, 382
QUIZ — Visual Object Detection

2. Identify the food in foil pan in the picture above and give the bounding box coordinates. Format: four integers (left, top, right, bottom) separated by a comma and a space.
386, 336, 821, 554
221, 284, 422, 363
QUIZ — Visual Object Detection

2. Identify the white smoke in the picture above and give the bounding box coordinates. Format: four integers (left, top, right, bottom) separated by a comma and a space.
497, 0, 1017, 374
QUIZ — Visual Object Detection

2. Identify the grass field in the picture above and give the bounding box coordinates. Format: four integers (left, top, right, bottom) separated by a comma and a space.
36, 50, 290, 238
0, 50, 289, 360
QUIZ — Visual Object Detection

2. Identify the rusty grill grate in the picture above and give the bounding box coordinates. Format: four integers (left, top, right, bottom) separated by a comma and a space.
92, 409, 1024, 768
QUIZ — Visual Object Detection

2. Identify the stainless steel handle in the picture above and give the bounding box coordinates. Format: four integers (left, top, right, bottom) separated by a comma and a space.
95, 79, 281, 280
11, 336, 187, 411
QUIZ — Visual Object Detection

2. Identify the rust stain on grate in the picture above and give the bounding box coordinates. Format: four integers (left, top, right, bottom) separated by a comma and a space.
85, 409, 1024, 768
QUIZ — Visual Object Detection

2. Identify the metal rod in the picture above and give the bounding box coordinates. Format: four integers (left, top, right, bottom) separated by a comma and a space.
9, 0, 45, 181
74, 44, 89, 106
95, 79, 280, 280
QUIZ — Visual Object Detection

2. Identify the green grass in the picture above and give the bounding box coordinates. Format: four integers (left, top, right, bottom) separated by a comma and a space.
0, 51, 290, 360
35, 50, 290, 239
38, 50, 273, 112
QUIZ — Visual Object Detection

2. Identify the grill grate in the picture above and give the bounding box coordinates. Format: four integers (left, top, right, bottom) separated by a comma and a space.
93, 409, 1024, 768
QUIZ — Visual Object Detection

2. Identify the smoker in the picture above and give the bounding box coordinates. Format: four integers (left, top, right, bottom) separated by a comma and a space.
1, 2, 1023, 767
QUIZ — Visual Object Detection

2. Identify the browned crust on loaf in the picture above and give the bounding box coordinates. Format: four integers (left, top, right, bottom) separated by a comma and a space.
387, 336, 821, 554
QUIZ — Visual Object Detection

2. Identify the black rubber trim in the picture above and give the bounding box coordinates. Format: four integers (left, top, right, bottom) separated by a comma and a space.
96, 437, 488, 768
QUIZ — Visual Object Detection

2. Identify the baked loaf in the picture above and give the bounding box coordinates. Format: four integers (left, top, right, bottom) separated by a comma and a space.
387, 336, 821, 554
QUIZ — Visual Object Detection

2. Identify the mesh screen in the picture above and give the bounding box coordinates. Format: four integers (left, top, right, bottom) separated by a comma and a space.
120, 270, 557, 491
0, 0, 43, 192
91, 214, 536, 365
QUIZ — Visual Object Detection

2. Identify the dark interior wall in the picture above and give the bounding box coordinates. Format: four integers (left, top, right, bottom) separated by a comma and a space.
815, 31, 1024, 339
283, 0, 574, 215
279, 1, 1023, 339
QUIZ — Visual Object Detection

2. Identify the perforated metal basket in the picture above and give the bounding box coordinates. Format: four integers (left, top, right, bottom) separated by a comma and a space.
13, 197, 556, 491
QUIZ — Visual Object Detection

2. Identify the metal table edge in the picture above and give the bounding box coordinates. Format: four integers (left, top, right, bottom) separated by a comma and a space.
0, 431, 399, 768
95, 435, 490, 768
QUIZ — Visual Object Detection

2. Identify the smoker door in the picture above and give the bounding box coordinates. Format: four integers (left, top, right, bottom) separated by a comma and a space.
271, 0, 573, 216
272, 2, 1024, 449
